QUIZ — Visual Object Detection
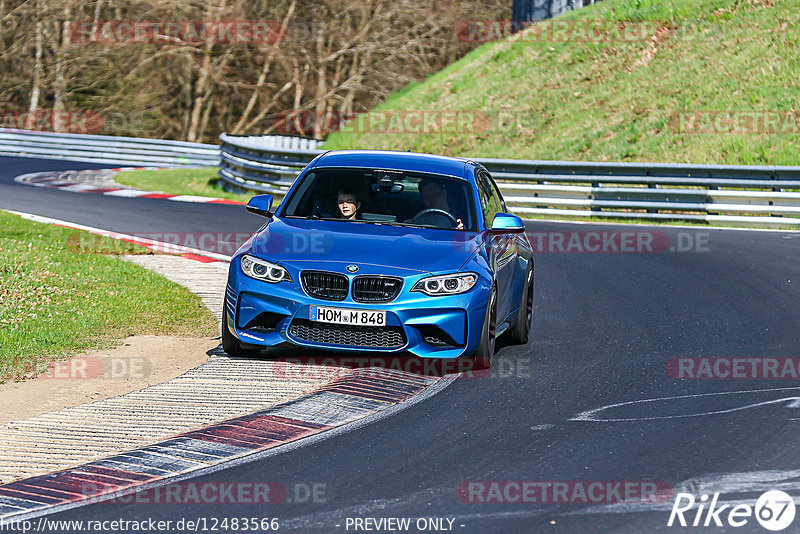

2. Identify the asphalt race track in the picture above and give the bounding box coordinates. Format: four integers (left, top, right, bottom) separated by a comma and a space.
3, 156, 800, 533
0, 156, 265, 238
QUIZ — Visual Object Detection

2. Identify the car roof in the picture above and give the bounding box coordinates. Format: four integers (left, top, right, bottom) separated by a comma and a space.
311, 150, 474, 179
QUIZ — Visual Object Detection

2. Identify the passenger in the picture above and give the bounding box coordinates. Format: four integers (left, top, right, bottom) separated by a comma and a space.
417, 178, 464, 229
337, 189, 362, 220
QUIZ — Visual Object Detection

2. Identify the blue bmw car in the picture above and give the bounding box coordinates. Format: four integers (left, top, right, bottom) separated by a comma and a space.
223, 150, 534, 362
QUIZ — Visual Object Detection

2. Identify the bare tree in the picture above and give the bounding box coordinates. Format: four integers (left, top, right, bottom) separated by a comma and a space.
26, 9, 44, 129
0, 0, 508, 141
232, 0, 297, 134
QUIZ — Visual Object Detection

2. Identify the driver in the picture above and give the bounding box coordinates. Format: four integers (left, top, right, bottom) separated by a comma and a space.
337, 188, 362, 220
417, 178, 464, 229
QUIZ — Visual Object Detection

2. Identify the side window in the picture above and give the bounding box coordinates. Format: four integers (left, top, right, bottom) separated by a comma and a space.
477, 171, 504, 227
476, 172, 492, 224
283, 172, 317, 215
488, 173, 508, 213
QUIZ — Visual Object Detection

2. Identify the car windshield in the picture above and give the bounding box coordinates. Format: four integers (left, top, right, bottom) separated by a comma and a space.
280, 168, 477, 231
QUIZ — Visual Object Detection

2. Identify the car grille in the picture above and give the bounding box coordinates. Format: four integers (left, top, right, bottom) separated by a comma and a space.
301, 271, 348, 301
352, 276, 403, 303
289, 320, 406, 349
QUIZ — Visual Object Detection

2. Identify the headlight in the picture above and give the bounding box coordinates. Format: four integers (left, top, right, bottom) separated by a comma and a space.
411, 273, 478, 296
240, 255, 292, 283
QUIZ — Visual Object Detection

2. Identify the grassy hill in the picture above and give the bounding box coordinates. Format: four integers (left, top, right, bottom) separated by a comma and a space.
323, 0, 800, 166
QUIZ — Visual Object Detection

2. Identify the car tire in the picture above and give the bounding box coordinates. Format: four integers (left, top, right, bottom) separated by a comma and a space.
221, 310, 261, 357
509, 265, 534, 345
474, 284, 497, 365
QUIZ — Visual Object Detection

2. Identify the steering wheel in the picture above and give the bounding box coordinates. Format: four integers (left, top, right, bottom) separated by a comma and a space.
413, 208, 459, 228
312, 198, 336, 218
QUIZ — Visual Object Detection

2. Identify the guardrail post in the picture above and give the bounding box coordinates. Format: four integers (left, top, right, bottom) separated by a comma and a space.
646, 170, 658, 213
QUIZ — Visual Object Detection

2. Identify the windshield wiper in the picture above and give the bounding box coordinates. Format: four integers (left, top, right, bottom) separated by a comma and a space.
290, 216, 454, 229
372, 221, 449, 229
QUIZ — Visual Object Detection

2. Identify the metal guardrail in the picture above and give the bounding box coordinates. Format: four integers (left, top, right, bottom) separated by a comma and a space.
218, 133, 321, 193
11, 129, 795, 228
219, 134, 800, 228
0, 129, 219, 167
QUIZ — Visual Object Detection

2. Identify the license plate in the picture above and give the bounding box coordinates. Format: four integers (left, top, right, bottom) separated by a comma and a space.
310, 306, 386, 326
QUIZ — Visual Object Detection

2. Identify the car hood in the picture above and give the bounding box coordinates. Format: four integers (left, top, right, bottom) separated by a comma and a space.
248, 217, 483, 274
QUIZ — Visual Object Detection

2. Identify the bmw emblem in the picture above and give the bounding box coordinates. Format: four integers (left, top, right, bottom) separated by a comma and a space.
347, 265, 359, 273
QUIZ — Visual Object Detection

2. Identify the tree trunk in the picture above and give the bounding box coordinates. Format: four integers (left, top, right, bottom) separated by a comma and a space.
231, 0, 297, 134
186, 50, 212, 142
91, 0, 103, 42
0, 1, 6, 53
289, 60, 306, 135
26, 18, 44, 130
198, 96, 214, 143
312, 27, 328, 140
187, 0, 226, 142
53, 4, 73, 131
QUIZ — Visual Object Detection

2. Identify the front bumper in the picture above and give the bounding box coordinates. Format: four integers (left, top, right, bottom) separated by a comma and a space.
225, 259, 490, 359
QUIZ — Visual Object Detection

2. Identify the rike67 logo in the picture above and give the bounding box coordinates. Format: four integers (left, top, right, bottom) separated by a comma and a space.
668, 490, 796, 531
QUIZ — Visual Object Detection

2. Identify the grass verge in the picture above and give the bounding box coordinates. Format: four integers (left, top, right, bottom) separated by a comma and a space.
322, 0, 800, 165
0, 210, 217, 384
114, 167, 253, 202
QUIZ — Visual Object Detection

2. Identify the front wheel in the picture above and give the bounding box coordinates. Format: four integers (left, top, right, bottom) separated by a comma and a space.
221, 310, 261, 357
474, 285, 497, 365
509, 266, 534, 345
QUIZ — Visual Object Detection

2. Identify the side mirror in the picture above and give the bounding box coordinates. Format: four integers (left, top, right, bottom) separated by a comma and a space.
246, 194, 274, 218
491, 213, 525, 233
